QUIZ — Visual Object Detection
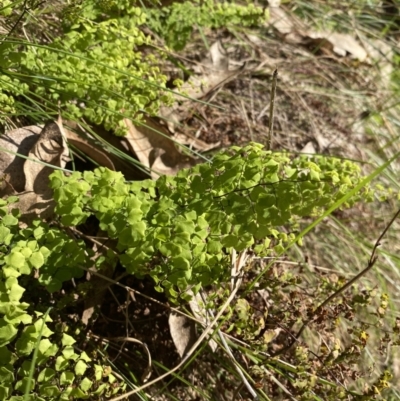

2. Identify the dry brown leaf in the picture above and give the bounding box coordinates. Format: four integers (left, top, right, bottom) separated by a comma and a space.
169, 311, 197, 359
0, 125, 42, 192
268, 5, 372, 62
303, 31, 367, 60
24, 121, 69, 194
13, 192, 55, 223
0, 121, 69, 222
63, 122, 142, 181
124, 118, 195, 179
269, 5, 296, 36
63, 122, 115, 171
0, 173, 15, 198
268, 5, 305, 44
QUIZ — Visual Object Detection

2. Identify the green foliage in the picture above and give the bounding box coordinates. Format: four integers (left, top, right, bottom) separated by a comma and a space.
0, 198, 125, 400
0, 3, 170, 135
145, 0, 268, 50
0, 142, 394, 399
0, 0, 267, 132
50, 142, 375, 301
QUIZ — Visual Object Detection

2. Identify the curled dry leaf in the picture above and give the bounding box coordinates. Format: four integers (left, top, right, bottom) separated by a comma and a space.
63, 121, 143, 181
169, 311, 197, 359
62, 122, 115, 171
0, 121, 69, 222
0, 125, 42, 193
24, 121, 69, 194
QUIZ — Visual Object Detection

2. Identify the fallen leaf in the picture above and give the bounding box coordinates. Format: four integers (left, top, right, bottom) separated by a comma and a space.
169, 311, 197, 359
64, 121, 144, 181
0, 121, 69, 223
300, 141, 316, 154
303, 32, 367, 61
268, 5, 305, 44
124, 118, 196, 178
315, 134, 331, 152
63, 122, 116, 171
24, 120, 69, 194
82, 235, 117, 326
267, 4, 371, 61
178, 41, 245, 101
0, 173, 15, 198
0, 125, 42, 192
13, 191, 55, 223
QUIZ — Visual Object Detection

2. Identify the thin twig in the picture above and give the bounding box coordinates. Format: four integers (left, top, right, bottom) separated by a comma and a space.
272, 207, 400, 357
266, 69, 278, 151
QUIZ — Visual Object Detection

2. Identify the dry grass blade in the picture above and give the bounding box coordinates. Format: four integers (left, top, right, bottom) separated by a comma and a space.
199, 250, 259, 399
188, 291, 218, 352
